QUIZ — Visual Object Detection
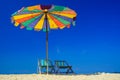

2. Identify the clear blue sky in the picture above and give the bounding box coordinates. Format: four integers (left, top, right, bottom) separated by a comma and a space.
0, 0, 120, 74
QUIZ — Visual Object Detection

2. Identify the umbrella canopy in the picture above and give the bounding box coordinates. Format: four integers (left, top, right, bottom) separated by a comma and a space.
11, 5, 77, 74
11, 5, 77, 31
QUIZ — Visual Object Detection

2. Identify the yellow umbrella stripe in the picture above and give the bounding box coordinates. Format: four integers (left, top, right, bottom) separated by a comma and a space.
12, 13, 41, 20
28, 5, 41, 11
47, 14, 58, 29
50, 12, 76, 18
34, 14, 45, 30
14, 21, 19, 26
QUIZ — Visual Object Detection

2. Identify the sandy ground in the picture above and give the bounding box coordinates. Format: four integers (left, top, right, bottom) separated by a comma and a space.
0, 73, 120, 80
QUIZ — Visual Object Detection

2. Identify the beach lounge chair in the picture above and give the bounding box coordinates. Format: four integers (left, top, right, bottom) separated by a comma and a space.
37, 59, 55, 74
55, 60, 74, 74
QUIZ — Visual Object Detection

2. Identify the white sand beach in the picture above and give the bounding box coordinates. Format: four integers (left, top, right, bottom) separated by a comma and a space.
0, 73, 120, 80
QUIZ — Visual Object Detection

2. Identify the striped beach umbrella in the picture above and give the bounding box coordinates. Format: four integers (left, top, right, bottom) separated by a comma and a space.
11, 5, 77, 74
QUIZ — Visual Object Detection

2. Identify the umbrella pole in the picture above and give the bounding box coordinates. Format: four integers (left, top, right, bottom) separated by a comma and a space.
46, 29, 48, 75
45, 13, 49, 74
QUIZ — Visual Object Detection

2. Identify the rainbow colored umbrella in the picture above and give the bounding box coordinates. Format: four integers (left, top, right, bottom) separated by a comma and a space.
11, 5, 77, 74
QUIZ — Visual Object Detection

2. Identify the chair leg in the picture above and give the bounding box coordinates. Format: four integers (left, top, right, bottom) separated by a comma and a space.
56, 68, 59, 74
71, 68, 74, 73
69, 67, 74, 73
66, 68, 70, 74
51, 67, 55, 73
53, 68, 55, 73
66, 67, 74, 74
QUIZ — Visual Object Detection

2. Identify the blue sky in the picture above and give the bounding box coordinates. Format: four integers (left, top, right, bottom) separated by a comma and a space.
0, 0, 120, 74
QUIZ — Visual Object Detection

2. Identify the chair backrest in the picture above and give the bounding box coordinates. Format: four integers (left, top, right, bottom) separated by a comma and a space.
55, 60, 69, 67
39, 59, 53, 67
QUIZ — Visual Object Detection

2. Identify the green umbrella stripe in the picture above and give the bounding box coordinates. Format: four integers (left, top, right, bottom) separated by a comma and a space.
21, 14, 43, 27
51, 14, 70, 25
50, 5, 66, 12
